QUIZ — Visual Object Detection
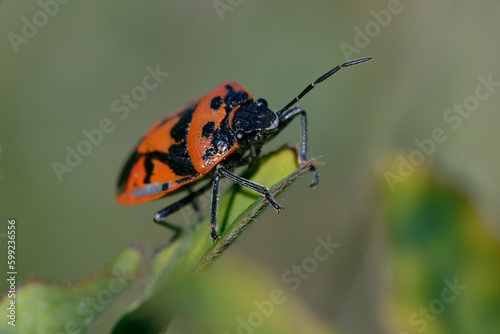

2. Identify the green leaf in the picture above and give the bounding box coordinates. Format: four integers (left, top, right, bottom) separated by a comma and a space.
381, 157, 500, 334
0, 245, 143, 334
112, 146, 316, 333
167, 254, 338, 334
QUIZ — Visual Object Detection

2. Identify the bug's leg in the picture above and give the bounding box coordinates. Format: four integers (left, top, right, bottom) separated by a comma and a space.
247, 145, 261, 167
217, 166, 284, 212
155, 220, 183, 242
278, 106, 319, 186
225, 145, 262, 173
154, 182, 212, 241
210, 174, 222, 242
189, 189, 203, 221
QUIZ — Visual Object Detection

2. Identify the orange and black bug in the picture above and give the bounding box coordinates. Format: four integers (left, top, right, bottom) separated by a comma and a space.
117, 57, 372, 241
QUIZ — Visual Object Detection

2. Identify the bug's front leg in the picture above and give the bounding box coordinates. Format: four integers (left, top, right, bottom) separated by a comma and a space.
209, 164, 286, 242
278, 106, 319, 186
217, 165, 284, 211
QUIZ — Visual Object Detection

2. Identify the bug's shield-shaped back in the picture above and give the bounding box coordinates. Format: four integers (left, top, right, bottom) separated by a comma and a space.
188, 81, 253, 174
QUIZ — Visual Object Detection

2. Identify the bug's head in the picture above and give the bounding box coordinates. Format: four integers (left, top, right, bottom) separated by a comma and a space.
232, 98, 279, 143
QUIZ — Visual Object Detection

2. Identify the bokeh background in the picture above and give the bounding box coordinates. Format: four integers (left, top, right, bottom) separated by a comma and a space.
1, 0, 500, 333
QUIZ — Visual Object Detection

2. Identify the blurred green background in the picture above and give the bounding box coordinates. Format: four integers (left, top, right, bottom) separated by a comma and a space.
1, 0, 500, 333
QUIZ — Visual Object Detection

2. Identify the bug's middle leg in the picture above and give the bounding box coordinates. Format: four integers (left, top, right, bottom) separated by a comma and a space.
209, 174, 222, 242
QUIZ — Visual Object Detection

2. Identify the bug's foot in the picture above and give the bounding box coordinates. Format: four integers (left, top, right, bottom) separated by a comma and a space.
308, 165, 320, 187
297, 154, 320, 187
265, 193, 285, 213
154, 213, 164, 223
210, 231, 221, 242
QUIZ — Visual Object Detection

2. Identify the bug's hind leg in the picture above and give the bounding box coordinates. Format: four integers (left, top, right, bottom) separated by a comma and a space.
154, 220, 183, 242
190, 189, 204, 222
154, 182, 212, 241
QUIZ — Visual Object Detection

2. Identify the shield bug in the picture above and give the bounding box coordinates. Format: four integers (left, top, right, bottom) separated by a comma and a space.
117, 57, 372, 241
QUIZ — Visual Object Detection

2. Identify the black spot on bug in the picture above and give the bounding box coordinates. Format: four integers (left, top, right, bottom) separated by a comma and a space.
170, 103, 198, 142
143, 153, 156, 184
202, 147, 217, 161
210, 96, 223, 110
117, 150, 142, 193
223, 89, 250, 112
202, 122, 215, 138
167, 145, 197, 175
215, 114, 235, 148
202, 109, 236, 161
141, 104, 200, 183
144, 149, 198, 183
165, 104, 199, 176
162, 183, 169, 191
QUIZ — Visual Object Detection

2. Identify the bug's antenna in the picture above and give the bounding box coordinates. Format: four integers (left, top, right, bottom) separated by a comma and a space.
276, 57, 373, 117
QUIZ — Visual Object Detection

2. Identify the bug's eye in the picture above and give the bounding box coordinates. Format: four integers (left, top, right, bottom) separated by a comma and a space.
256, 98, 268, 107
235, 129, 248, 141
